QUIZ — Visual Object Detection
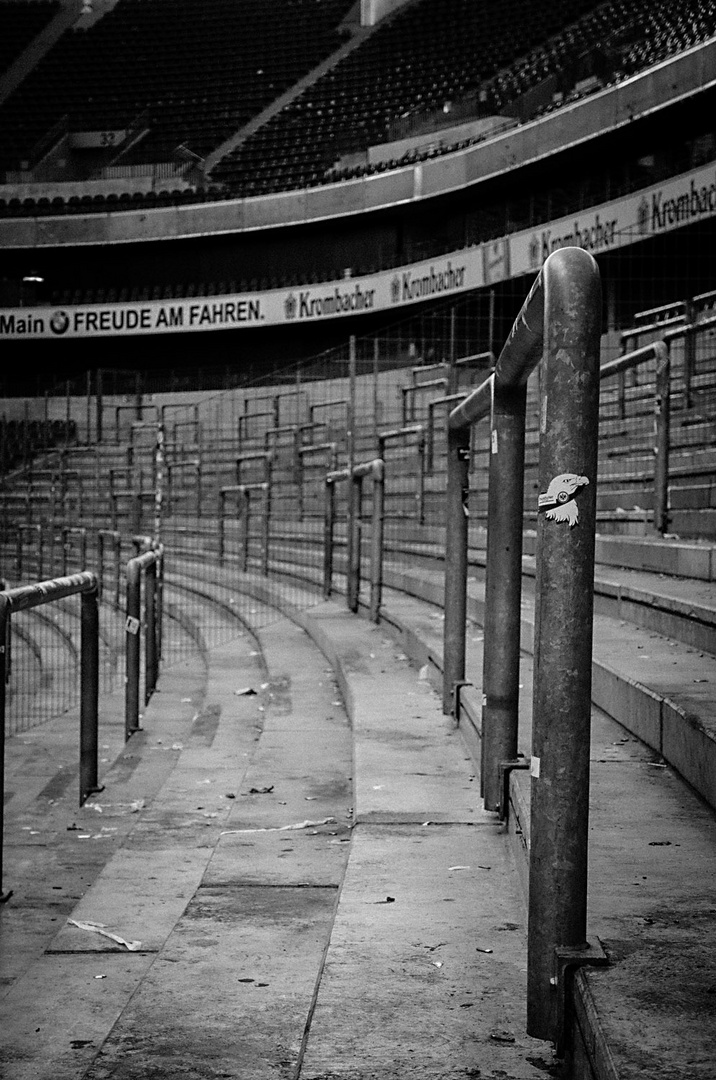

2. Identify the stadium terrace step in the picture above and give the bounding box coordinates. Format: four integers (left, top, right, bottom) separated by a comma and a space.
150, 553, 716, 1079
0, 592, 208, 995
212, 524, 716, 813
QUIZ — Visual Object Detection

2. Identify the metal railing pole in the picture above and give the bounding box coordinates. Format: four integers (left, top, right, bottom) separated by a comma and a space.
80, 584, 102, 805
654, 344, 671, 535
481, 382, 527, 810
442, 425, 471, 713
0, 597, 10, 902
218, 490, 226, 560
241, 490, 249, 573
416, 430, 426, 523
369, 462, 385, 623
155, 546, 164, 662
144, 560, 157, 704
527, 250, 602, 1042
684, 322, 695, 407
347, 474, 362, 613
125, 559, 142, 740
323, 479, 335, 598
261, 468, 271, 577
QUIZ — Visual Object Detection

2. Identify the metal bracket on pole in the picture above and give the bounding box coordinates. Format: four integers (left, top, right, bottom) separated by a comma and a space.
554, 937, 609, 1056
498, 758, 529, 822
452, 680, 472, 724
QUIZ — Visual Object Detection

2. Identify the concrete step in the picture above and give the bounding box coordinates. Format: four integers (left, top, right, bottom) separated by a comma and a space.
161, 554, 716, 1080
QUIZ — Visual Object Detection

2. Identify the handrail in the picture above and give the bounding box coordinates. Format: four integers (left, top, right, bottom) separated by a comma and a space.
1, 570, 102, 901
98, 529, 122, 605
401, 377, 448, 424
426, 392, 467, 473
237, 410, 275, 443
377, 425, 426, 523
125, 546, 163, 740
115, 401, 149, 441
445, 246, 602, 1043
324, 458, 384, 621
218, 482, 270, 573
296, 441, 337, 519
309, 399, 348, 425
61, 526, 87, 576
599, 341, 670, 534
165, 457, 201, 515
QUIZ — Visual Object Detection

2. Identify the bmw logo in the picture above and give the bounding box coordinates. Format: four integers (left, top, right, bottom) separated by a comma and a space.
50, 310, 70, 335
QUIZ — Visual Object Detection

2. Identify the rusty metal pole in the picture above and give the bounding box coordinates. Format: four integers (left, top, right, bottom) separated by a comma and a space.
323, 479, 335, 598
155, 546, 164, 663
481, 381, 527, 810
0, 596, 10, 901
218, 491, 226, 561
347, 473, 362, 613
416, 430, 426, 524
369, 462, 385, 623
80, 582, 102, 805
653, 342, 671, 536
144, 559, 157, 704
125, 560, 142, 740
442, 424, 471, 713
240, 490, 249, 573
261, 467, 271, 577
527, 250, 602, 1042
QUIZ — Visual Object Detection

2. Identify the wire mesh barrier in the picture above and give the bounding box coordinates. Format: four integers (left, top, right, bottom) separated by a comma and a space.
124, 543, 162, 741
0, 570, 103, 900
2, 286, 714, 658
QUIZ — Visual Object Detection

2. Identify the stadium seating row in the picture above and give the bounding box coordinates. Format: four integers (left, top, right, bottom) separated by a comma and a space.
1, 0, 714, 215
0, 0, 59, 76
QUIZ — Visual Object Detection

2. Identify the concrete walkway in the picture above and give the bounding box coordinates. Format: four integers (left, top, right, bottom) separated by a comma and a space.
4, 551, 716, 1079
0, 586, 555, 1079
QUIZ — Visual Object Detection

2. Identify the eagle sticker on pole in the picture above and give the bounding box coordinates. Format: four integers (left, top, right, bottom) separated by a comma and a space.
538, 473, 589, 527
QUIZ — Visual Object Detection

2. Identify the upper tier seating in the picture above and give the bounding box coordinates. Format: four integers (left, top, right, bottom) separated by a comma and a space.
0, 0, 60, 76
211, 0, 716, 194
1, 0, 715, 217
0, 0, 354, 172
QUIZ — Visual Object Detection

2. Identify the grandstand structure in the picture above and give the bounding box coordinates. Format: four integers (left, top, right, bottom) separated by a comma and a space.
1, 1, 716, 1078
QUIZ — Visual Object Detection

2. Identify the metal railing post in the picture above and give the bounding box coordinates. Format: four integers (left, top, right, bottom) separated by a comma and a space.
80, 584, 103, 804
683, 321, 695, 407
527, 250, 601, 1042
132, 492, 142, 537
347, 473, 362, 613
144, 560, 157, 704
415, 430, 426, 523
444, 248, 603, 1046
654, 343, 671, 536
155, 546, 164, 662
218, 490, 227, 560
481, 381, 527, 810
600, 340, 671, 535
323, 479, 335, 598
442, 424, 471, 713
369, 461, 385, 623
261, 465, 272, 577
125, 558, 142, 740
241, 489, 250, 572
0, 596, 10, 902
